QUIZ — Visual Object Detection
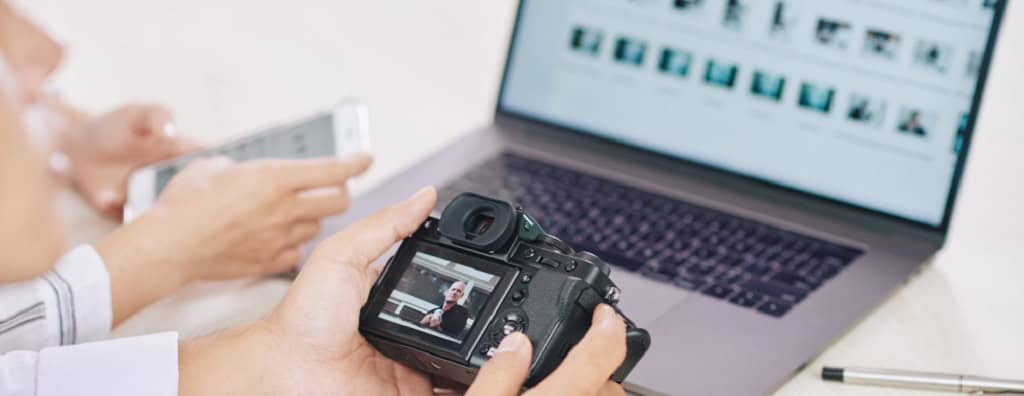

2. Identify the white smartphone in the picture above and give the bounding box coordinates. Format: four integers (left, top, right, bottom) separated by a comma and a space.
124, 101, 370, 222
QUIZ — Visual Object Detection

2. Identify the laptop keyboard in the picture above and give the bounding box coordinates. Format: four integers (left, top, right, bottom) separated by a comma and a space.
438, 153, 863, 318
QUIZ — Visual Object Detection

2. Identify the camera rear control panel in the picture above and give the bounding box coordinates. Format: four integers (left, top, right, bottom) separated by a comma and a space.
513, 245, 583, 275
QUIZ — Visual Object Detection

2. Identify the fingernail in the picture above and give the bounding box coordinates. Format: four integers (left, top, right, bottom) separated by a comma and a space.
163, 121, 178, 137
96, 189, 119, 208
408, 186, 434, 202
497, 332, 528, 353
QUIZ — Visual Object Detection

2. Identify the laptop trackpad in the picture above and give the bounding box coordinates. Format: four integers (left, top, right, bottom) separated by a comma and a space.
613, 271, 692, 327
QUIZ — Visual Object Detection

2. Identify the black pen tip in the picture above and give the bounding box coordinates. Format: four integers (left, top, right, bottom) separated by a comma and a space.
822, 367, 844, 382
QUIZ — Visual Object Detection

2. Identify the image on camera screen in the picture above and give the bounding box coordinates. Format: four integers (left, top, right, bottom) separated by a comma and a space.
377, 252, 501, 345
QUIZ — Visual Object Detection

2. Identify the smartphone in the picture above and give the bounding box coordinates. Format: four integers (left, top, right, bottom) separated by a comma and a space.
123, 101, 370, 222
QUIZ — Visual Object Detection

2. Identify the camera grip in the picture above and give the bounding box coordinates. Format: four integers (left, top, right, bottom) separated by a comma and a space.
611, 327, 651, 383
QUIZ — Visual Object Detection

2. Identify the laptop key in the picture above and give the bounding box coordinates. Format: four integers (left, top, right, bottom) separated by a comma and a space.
757, 299, 794, 318
768, 271, 820, 291
728, 290, 764, 308
702, 284, 736, 300
740, 279, 808, 303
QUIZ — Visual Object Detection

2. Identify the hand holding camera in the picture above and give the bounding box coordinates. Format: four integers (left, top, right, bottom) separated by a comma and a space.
360, 192, 651, 388
178, 188, 647, 395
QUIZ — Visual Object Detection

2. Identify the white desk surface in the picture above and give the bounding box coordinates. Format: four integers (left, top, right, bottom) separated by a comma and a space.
19, 1, 1023, 394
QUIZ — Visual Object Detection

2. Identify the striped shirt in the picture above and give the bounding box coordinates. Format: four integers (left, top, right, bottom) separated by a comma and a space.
0, 245, 179, 395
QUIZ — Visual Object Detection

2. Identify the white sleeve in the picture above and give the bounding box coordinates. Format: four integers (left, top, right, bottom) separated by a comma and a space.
0, 245, 112, 353
0, 332, 180, 396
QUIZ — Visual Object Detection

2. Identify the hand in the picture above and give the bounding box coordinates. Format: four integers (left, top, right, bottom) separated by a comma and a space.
466, 305, 628, 396
62, 104, 199, 218
178, 186, 628, 396
95, 153, 371, 324
179, 187, 438, 395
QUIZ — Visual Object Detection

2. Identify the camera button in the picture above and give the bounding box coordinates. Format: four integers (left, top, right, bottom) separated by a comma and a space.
540, 256, 562, 268
479, 344, 492, 355
505, 312, 524, 323
523, 248, 536, 259
565, 260, 578, 272
520, 273, 533, 284
511, 289, 527, 302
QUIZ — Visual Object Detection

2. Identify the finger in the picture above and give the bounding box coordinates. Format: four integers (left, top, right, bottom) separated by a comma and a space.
530, 305, 627, 395
138, 105, 175, 138
172, 137, 205, 155
188, 155, 234, 173
280, 221, 322, 248
268, 247, 303, 273
292, 186, 350, 221
298, 186, 436, 289
93, 188, 125, 214
266, 154, 372, 192
597, 381, 626, 396
466, 332, 533, 396
104, 104, 168, 140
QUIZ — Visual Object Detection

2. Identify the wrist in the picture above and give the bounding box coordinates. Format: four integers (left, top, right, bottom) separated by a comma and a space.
179, 322, 289, 395
95, 212, 192, 324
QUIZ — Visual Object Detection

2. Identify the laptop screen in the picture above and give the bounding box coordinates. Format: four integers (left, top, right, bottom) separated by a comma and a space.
498, 0, 1002, 228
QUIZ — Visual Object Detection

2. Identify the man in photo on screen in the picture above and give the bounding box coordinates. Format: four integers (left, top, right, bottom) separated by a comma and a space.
420, 281, 471, 336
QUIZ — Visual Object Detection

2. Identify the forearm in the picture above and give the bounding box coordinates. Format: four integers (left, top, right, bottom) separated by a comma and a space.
179, 324, 282, 395
0, 91, 65, 282
94, 212, 189, 325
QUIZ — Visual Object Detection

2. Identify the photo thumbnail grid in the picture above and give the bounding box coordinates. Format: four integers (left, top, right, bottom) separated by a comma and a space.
564, 0, 992, 141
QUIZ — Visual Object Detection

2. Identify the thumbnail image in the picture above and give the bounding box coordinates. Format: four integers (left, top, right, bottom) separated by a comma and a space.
614, 36, 648, 66
750, 71, 786, 101
846, 94, 887, 127
896, 108, 935, 137
798, 82, 835, 113
722, 0, 748, 31
569, 26, 603, 56
863, 29, 901, 60
954, 113, 969, 154
966, 50, 983, 78
768, 1, 798, 40
658, 47, 694, 77
673, 0, 705, 10
912, 40, 953, 74
704, 60, 739, 88
814, 18, 852, 50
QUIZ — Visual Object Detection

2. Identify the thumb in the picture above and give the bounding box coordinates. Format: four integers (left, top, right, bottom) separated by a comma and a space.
466, 332, 533, 396
139, 106, 175, 138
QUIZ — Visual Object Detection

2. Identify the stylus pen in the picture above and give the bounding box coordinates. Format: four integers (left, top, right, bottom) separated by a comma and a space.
822, 366, 1024, 394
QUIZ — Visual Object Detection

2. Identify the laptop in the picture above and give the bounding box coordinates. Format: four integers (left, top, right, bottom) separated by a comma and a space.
328, 1, 1008, 394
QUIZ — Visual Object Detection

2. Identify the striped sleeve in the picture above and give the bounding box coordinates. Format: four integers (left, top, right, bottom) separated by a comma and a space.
1, 332, 180, 396
0, 245, 112, 353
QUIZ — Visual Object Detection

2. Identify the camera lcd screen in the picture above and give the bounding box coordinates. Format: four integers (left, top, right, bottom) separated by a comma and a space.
376, 252, 502, 346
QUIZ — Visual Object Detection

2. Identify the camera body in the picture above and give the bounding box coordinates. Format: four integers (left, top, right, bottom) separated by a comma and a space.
359, 193, 651, 387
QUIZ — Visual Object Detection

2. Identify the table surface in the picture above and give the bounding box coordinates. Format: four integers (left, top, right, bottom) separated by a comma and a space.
17, 1, 1024, 394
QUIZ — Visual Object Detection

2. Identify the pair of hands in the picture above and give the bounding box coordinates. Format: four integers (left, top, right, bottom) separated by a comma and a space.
69, 104, 630, 394
71, 104, 371, 323
180, 188, 629, 396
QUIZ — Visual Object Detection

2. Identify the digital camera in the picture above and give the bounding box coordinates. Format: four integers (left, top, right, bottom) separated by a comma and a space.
359, 193, 651, 387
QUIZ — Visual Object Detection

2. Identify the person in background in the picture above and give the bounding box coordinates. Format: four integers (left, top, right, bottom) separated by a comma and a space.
0, 1, 630, 394
0, 0, 366, 360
